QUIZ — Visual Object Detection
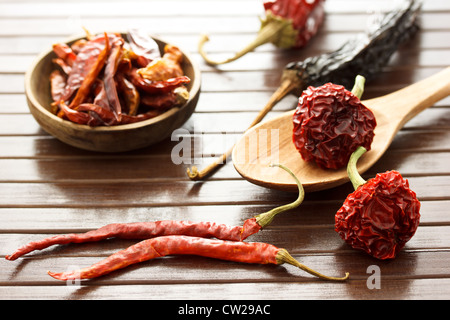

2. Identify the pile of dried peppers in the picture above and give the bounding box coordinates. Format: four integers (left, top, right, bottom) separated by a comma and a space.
50, 29, 190, 126
6, 164, 349, 282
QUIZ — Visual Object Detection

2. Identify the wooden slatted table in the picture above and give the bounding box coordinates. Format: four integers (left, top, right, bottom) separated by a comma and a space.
0, 0, 449, 301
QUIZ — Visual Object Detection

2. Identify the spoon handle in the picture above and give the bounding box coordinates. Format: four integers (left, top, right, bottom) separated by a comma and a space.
366, 66, 450, 130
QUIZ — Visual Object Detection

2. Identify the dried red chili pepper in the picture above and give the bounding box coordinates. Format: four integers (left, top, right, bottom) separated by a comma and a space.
335, 147, 421, 260
5, 164, 303, 261
128, 68, 190, 94
58, 33, 119, 103
116, 74, 140, 116
49, 70, 66, 103
76, 103, 117, 126
52, 43, 77, 67
67, 33, 111, 109
198, 0, 325, 65
137, 44, 184, 81
139, 86, 189, 110
126, 28, 161, 66
292, 75, 377, 169
103, 41, 124, 121
47, 235, 349, 281
58, 101, 99, 126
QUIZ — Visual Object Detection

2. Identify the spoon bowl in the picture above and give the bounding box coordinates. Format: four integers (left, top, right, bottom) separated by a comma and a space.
232, 67, 450, 192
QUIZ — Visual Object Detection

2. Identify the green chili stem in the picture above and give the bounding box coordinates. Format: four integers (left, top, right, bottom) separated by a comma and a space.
351, 75, 366, 99
255, 164, 304, 228
347, 146, 368, 190
276, 249, 350, 281
198, 13, 293, 65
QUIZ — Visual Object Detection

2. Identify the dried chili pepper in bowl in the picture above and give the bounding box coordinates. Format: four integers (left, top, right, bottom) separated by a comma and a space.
335, 147, 421, 260
292, 75, 377, 169
198, 0, 325, 65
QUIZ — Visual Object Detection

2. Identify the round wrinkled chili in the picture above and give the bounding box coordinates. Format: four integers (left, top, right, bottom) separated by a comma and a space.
292, 76, 377, 169
335, 146, 421, 260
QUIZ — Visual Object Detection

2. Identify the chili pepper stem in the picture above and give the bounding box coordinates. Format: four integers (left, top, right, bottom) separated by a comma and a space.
347, 146, 368, 190
186, 76, 300, 181
198, 13, 294, 66
276, 249, 349, 281
255, 164, 304, 228
351, 75, 366, 99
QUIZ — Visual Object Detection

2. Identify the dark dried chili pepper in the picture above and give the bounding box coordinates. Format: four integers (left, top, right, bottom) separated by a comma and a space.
283, 0, 422, 95
335, 147, 421, 260
187, 0, 421, 180
5, 164, 303, 261
198, 0, 325, 65
47, 235, 349, 281
292, 75, 377, 169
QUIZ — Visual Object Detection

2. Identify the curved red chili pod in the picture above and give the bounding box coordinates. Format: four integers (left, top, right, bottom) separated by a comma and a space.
47, 235, 349, 281
335, 147, 421, 260
5, 164, 303, 260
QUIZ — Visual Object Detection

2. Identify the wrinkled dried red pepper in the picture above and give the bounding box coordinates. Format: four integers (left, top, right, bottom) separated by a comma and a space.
335, 147, 421, 260
198, 0, 325, 65
292, 75, 377, 169
47, 235, 348, 281
5, 164, 303, 261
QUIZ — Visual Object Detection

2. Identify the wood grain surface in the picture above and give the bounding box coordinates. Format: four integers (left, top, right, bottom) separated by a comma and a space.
0, 0, 449, 300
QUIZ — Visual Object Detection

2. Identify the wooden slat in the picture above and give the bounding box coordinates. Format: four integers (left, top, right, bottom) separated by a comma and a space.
1, 278, 449, 300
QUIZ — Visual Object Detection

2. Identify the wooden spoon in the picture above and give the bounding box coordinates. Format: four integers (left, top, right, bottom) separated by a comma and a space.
232, 67, 450, 192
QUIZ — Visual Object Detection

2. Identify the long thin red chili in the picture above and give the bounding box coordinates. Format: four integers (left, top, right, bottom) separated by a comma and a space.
5, 164, 303, 261
47, 235, 349, 281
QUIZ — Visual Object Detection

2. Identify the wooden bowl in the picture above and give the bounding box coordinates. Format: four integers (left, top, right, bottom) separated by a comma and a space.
25, 33, 201, 153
